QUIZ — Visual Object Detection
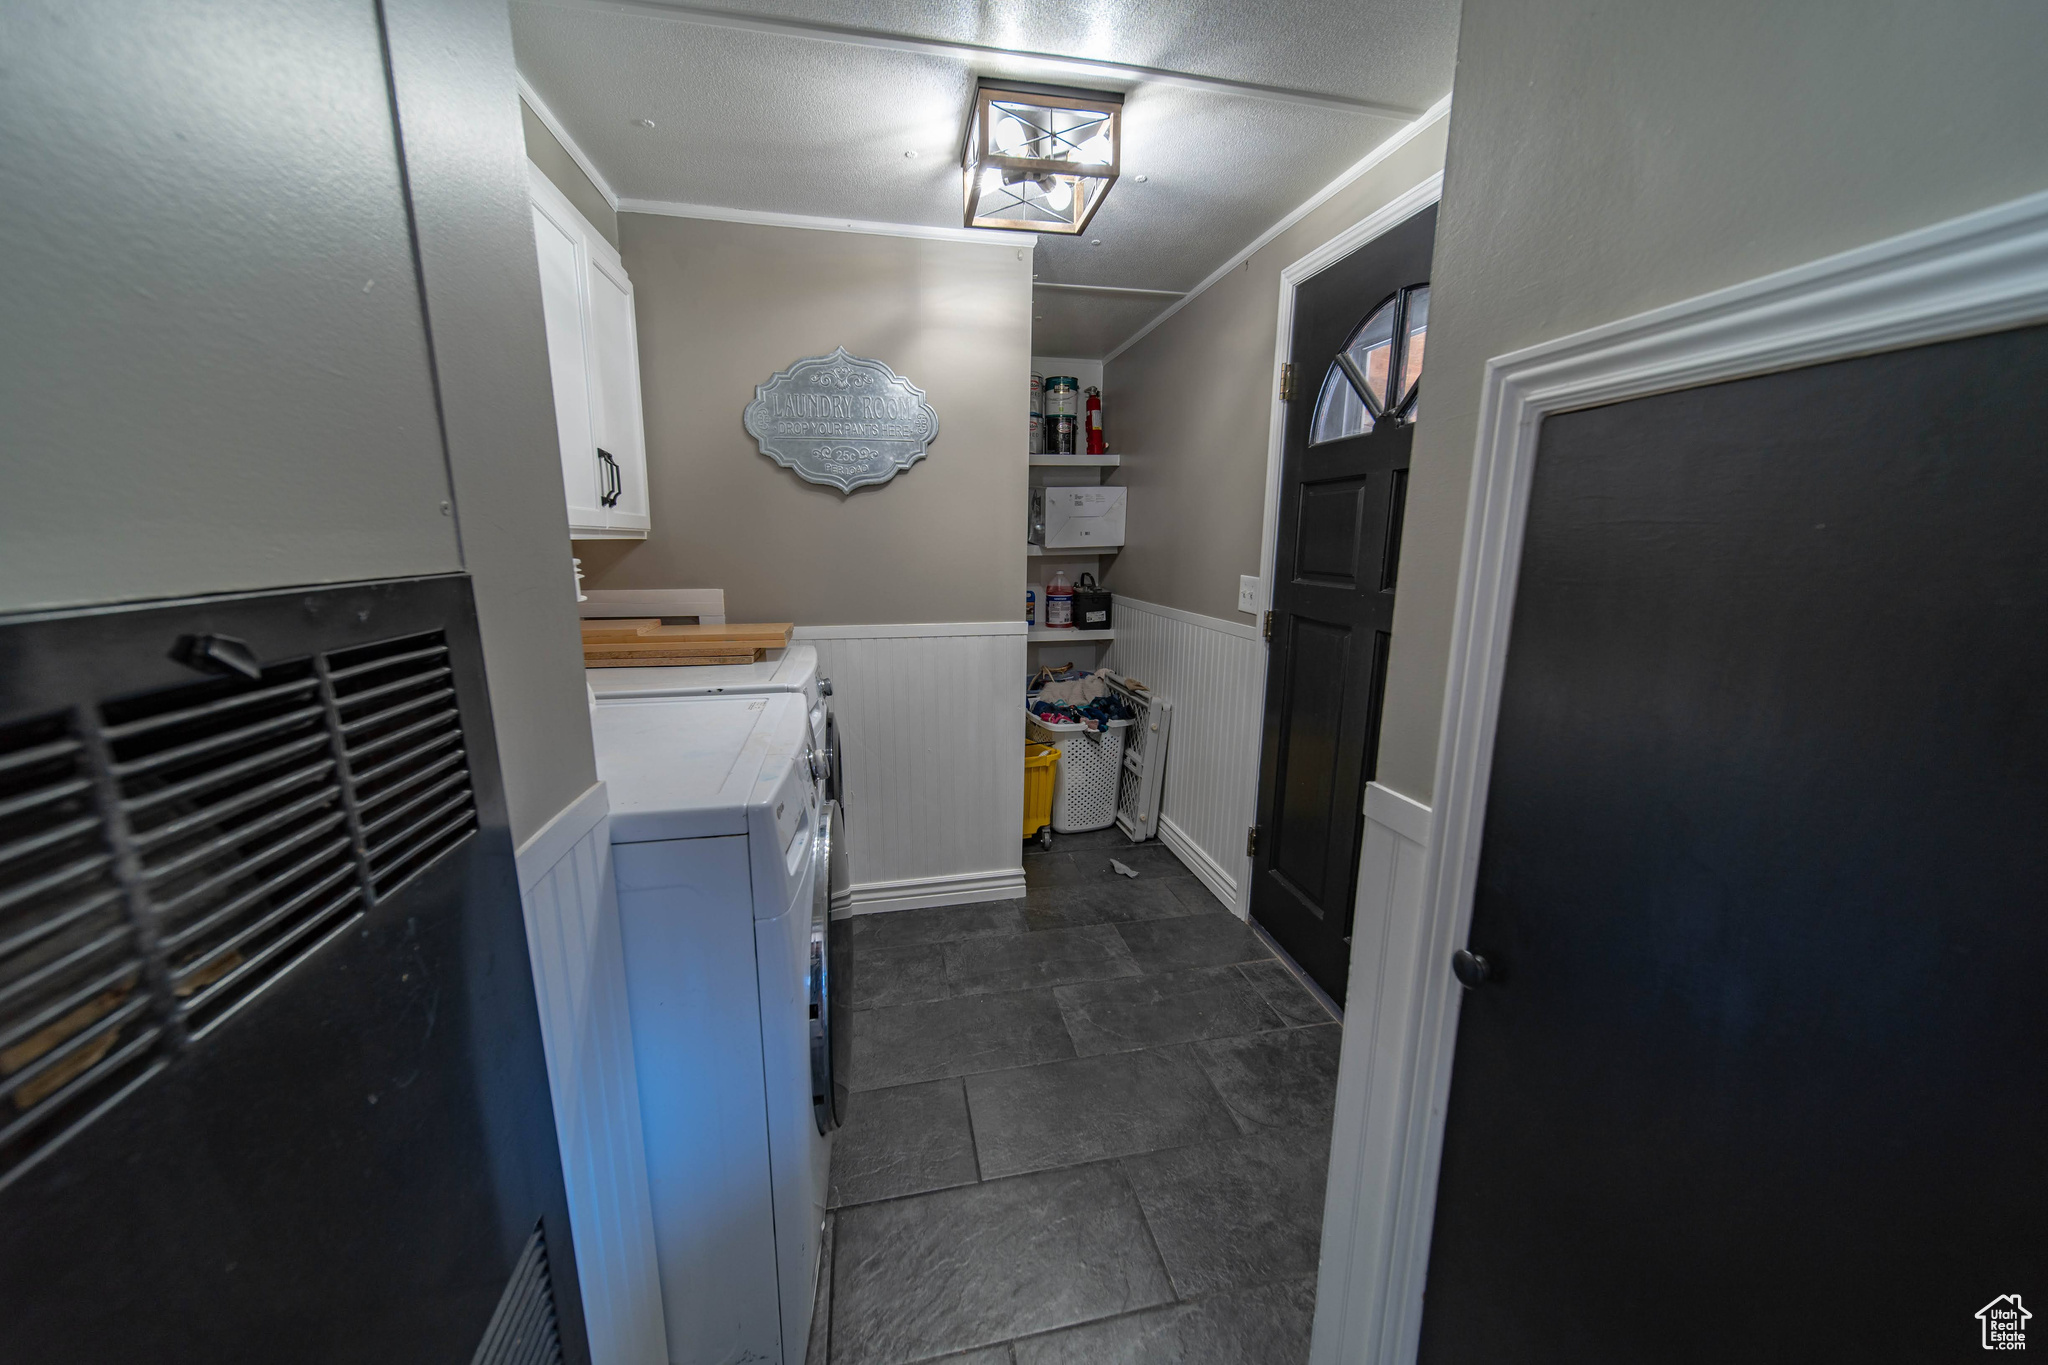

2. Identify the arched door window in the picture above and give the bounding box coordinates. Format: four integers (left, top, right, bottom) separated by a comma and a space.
1308, 283, 1429, 444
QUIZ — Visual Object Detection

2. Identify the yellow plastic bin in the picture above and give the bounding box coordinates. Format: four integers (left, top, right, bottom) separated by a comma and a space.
1023, 742, 1060, 848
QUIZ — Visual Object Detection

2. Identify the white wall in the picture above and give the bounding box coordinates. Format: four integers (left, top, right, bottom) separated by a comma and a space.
1105, 599, 1263, 911
515, 785, 668, 1365
803, 624, 1028, 913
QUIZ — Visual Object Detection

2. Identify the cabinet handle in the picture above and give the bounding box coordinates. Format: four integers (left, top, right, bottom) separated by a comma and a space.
597, 448, 619, 507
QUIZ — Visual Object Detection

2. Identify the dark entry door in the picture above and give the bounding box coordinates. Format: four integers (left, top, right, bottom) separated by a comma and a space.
1418, 323, 2048, 1362
1251, 204, 1435, 1004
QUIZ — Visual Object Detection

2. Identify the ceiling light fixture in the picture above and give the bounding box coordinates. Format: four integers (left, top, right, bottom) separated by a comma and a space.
962, 80, 1121, 234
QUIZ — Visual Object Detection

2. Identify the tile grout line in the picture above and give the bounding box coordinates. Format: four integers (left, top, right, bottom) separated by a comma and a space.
1117, 1151, 1187, 1306
959, 1073, 987, 1186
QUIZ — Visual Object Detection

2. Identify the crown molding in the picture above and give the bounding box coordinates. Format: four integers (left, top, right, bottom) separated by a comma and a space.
1034, 282, 1187, 298
616, 197, 1037, 248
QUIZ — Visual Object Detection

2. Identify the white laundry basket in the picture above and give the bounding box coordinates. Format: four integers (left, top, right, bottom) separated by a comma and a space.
1025, 705, 1132, 834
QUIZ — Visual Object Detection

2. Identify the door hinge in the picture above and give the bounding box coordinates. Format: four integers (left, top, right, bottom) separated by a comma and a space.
1279, 362, 1297, 402
1262, 610, 1274, 642
1246, 825, 1260, 857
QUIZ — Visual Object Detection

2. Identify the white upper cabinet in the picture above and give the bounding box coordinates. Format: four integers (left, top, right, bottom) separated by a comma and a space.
528, 163, 650, 539
583, 250, 650, 534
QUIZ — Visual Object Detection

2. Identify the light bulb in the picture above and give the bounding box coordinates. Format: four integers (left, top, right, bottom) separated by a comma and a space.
1044, 178, 1073, 212
1078, 134, 1113, 165
979, 167, 1004, 196
994, 115, 1030, 153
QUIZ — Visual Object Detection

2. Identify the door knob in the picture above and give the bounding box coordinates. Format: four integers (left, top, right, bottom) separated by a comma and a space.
1450, 948, 1492, 989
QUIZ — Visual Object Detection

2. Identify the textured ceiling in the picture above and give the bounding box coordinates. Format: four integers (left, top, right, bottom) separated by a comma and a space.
511, 0, 1458, 355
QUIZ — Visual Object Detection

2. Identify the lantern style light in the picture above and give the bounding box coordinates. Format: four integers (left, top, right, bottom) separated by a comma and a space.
962, 81, 1123, 234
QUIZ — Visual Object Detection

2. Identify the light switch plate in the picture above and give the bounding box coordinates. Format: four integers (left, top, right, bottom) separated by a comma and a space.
1238, 575, 1261, 614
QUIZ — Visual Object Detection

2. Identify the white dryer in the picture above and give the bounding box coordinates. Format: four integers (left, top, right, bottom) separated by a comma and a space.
594, 690, 847, 1365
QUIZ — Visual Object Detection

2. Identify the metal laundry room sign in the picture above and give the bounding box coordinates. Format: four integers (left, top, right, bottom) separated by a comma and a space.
743, 347, 941, 492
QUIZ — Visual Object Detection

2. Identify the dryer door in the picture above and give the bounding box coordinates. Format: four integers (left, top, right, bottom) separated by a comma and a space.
808, 799, 848, 1134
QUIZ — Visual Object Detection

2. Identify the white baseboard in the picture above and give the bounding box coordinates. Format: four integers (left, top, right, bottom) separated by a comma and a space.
1159, 813, 1239, 915
833, 866, 1027, 917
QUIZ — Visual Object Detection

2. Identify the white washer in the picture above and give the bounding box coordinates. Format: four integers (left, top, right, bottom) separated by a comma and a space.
590, 645, 843, 815
594, 690, 845, 1365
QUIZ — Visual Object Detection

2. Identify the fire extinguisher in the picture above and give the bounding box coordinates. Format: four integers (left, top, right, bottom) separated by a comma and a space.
1084, 386, 1107, 455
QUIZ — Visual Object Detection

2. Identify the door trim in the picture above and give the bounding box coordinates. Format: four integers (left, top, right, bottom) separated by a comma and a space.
1247, 172, 1445, 919
1352, 187, 2048, 1365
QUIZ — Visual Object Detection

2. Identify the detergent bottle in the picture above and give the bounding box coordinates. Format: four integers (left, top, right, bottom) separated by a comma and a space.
1045, 569, 1074, 629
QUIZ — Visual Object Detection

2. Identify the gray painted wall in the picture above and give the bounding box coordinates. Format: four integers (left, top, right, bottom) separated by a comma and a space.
521, 99, 620, 248
0, 0, 459, 611
3, 0, 594, 845
387, 0, 599, 845
577, 215, 1031, 625
1378, 0, 2048, 804
1101, 117, 1450, 624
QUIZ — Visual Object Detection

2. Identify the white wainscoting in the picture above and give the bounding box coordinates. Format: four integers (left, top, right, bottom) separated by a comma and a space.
515, 782, 668, 1365
1309, 782, 1434, 1365
796, 622, 1028, 915
1104, 597, 1264, 914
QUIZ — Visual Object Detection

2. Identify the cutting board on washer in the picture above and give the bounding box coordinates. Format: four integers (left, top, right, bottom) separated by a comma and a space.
581, 619, 793, 667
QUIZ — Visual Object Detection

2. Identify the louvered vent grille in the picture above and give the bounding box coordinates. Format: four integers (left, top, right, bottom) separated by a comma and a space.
471, 1224, 566, 1365
0, 628, 480, 1187
101, 660, 360, 1034
326, 633, 477, 898
0, 712, 158, 1177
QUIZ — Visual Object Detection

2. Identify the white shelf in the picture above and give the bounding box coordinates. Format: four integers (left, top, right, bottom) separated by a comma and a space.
1027, 543, 1121, 556
1028, 627, 1115, 644
1029, 454, 1121, 468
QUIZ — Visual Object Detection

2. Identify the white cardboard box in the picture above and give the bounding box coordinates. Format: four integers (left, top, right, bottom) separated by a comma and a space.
1042, 486, 1127, 549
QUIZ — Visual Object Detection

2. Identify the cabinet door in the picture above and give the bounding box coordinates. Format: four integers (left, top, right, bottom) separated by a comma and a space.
530, 199, 606, 533
585, 250, 650, 533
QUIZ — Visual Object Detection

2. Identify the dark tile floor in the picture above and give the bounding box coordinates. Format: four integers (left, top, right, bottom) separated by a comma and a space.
810, 829, 1340, 1365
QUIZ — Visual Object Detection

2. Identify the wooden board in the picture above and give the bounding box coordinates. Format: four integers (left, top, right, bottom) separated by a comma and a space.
584, 651, 764, 668
584, 642, 760, 660
577, 618, 664, 643
632, 622, 792, 643
578, 620, 792, 647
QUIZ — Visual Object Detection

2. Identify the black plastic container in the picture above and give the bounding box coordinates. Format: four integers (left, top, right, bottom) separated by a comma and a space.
1073, 572, 1112, 631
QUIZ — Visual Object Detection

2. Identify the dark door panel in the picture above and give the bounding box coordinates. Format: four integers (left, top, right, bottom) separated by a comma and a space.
1418, 322, 2048, 1361
1251, 204, 1435, 1003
